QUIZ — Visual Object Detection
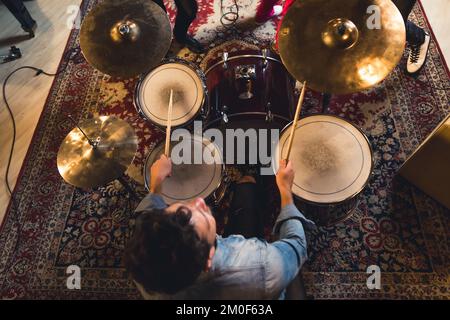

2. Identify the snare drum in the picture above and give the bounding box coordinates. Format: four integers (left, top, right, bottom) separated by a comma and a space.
278, 115, 373, 226
144, 135, 227, 206
135, 58, 208, 129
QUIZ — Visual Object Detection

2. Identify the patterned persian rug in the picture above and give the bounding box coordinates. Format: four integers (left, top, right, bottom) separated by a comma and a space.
1, 0, 449, 299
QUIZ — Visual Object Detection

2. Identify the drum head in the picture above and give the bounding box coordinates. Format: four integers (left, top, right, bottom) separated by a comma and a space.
144, 136, 223, 204
279, 115, 372, 204
137, 62, 204, 127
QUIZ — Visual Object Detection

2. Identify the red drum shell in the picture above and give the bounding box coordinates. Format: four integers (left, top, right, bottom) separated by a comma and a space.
205, 49, 296, 128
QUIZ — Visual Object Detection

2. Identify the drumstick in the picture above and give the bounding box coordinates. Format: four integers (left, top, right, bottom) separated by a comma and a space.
285, 81, 307, 161
164, 89, 173, 157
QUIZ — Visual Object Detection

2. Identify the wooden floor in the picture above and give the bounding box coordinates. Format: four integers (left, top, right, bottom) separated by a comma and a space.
0, 0, 82, 224
421, 0, 450, 64
0, 0, 449, 226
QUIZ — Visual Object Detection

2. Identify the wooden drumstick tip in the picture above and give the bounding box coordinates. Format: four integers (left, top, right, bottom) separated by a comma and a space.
285, 81, 307, 161
165, 89, 173, 157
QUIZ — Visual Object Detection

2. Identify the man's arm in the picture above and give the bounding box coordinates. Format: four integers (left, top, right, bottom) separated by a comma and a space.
264, 160, 315, 297
149, 154, 172, 194
135, 193, 168, 212
135, 154, 172, 213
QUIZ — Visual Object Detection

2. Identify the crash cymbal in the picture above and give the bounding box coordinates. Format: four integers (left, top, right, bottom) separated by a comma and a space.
278, 0, 406, 94
80, 0, 171, 78
57, 116, 138, 189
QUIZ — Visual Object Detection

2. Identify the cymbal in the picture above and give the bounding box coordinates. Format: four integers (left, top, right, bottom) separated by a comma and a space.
57, 116, 138, 189
278, 0, 406, 94
80, 0, 172, 78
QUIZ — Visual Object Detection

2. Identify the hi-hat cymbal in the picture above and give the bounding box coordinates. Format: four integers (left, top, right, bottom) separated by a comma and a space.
278, 0, 406, 94
80, 0, 172, 78
57, 116, 138, 189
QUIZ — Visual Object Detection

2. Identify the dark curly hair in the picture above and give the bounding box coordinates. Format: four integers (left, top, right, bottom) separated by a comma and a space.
124, 206, 211, 295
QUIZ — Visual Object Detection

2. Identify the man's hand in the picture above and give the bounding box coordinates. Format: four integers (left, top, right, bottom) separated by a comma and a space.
276, 159, 295, 207
150, 154, 172, 194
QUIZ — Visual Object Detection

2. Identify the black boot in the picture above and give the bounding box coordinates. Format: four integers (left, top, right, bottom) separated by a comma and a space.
177, 35, 205, 54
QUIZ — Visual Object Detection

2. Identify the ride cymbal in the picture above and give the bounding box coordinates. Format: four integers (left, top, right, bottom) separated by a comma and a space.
278, 0, 406, 94
57, 116, 138, 189
80, 0, 172, 78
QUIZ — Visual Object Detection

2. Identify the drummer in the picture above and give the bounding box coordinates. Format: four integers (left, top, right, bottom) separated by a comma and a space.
124, 155, 314, 299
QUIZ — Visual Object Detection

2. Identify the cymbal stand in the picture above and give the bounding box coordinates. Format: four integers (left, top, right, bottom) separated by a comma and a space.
67, 115, 98, 148
117, 176, 139, 200
67, 115, 138, 200
321, 92, 332, 113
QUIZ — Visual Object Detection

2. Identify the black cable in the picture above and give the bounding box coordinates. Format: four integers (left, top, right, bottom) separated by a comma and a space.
1, 47, 81, 275
215, 0, 240, 42
3, 48, 79, 197
220, 0, 239, 29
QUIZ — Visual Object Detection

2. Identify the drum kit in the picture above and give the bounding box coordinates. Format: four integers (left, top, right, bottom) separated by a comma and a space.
57, 0, 406, 226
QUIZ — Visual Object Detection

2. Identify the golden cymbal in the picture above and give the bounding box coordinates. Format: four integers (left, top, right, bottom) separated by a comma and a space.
80, 0, 172, 78
278, 0, 406, 94
57, 116, 138, 189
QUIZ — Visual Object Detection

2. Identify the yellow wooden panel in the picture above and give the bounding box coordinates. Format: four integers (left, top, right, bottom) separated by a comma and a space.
399, 114, 450, 209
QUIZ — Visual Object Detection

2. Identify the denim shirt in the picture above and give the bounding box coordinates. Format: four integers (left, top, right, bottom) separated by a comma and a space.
133, 193, 315, 300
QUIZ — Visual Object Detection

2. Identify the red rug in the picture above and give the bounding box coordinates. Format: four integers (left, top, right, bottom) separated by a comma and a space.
0, 0, 449, 299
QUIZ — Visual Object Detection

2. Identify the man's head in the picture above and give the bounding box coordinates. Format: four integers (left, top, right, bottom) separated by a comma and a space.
124, 197, 216, 295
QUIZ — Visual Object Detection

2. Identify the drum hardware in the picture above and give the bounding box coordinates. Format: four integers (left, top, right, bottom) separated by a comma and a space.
220, 105, 229, 124
79, 0, 171, 78
265, 104, 274, 123
265, 98, 273, 122
199, 106, 209, 120
222, 52, 229, 69
321, 93, 332, 113
116, 176, 139, 200
211, 174, 231, 207
57, 116, 139, 198
235, 65, 256, 100
66, 115, 98, 148
209, 112, 291, 126
262, 48, 268, 69
235, 65, 256, 80
236, 77, 253, 100
211, 87, 229, 124
205, 54, 284, 75
278, 0, 406, 94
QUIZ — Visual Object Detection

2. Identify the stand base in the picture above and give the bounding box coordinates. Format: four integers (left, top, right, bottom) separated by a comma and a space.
322, 92, 332, 113
117, 176, 139, 200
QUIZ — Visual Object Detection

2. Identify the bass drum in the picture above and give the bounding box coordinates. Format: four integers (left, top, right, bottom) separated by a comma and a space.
204, 48, 297, 164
